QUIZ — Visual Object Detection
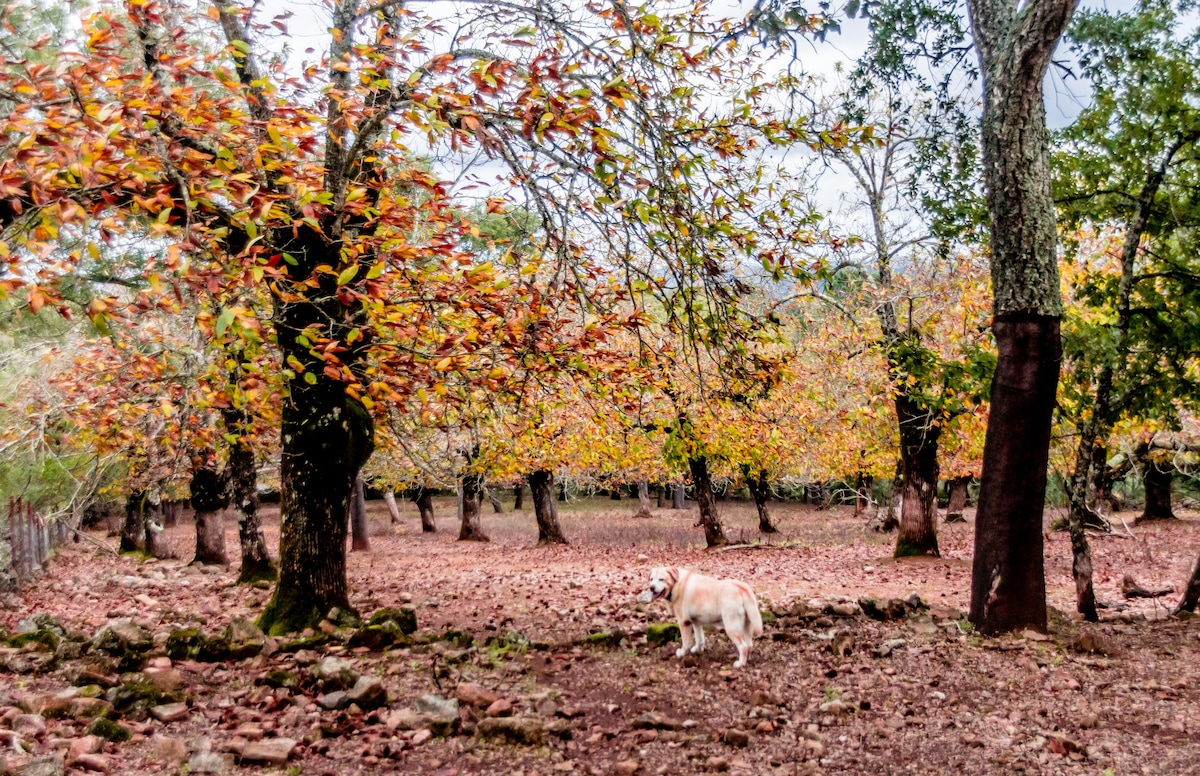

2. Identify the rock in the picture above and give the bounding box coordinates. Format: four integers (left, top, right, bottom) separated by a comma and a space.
238, 737, 297, 766
19, 689, 78, 718
87, 717, 132, 743
748, 689, 781, 707
485, 699, 514, 718
150, 735, 188, 763
367, 607, 418, 634
645, 622, 680, 647
755, 720, 774, 734
819, 699, 850, 715
613, 760, 640, 775
260, 670, 299, 689
347, 621, 409, 651
16, 756, 65, 776
872, 638, 907, 658
149, 702, 190, 723
413, 694, 459, 719
476, 717, 545, 746
858, 597, 909, 621
1021, 629, 1049, 642
68, 697, 113, 721
223, 618, 266, 660
310, 656, 359, 692
68, 754, 109, 773
142, 668, 184, 694
317, 691, 349, 711
1071, 631, 1109, 654
828, 602, 860, 617
706, 756, 730, 772
722, 729, 750, 747
345, 676, 387, 710
633, 711, 682, 731
196, 635, 233, 662
1080, 712, 1100, 729
109, 674, 174, 714
455, 682, 501, 708
13, 713, 47, 738
187, 752, 231, 774
411, 728, 433, 746
92, 619, 152, 657
164, 628, 205, 661
383, 708, 426, 732
831, 630, 855, 656
68, 735, 103, 761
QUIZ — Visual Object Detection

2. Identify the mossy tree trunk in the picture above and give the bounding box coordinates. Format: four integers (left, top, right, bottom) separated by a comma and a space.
1138, 460, 1176, 522
458, 471, 488, 542
529, 469, 568, 545
945, 476, 970, 523
409, 487, 436, 532
633, 480, 653, 518
513, 481, 525, 511
222, 405, 275, 584
745, 467, 776, 533
121, 491, 147, 553
672, 483, 686, 510
190, 462, 229, 566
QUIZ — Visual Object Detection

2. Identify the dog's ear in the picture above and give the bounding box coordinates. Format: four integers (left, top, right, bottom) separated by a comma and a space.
665, 567, 679, 589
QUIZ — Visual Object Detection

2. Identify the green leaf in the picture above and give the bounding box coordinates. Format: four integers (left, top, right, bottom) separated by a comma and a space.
337, 265, 358, 286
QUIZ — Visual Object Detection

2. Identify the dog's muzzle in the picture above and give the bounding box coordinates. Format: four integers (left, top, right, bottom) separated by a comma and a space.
636, 589, 654, 604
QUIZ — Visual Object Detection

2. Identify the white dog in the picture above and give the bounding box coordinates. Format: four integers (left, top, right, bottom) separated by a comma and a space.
639, 566, 763, 668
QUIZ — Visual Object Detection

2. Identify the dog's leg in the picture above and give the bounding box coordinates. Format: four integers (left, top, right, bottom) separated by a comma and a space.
690, 624, 705, 654
676, 620, 693, 658
723, 611, 750, 668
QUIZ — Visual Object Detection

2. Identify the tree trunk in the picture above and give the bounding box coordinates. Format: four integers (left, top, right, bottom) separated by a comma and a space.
689, 456, 727, 547
751, 470, 776, 533
142, 491, 172, 560
382, 490, 401, 524
853, 473, 873, 518
487, 488, 505, 514
886, 459, 903, 531
895, 395, 941, 558
557, 482, 567, 502
1176, 555, 1200, 614
458, 472, 488, 541
162, 500, 183, 527
969, 317, 1060, 635
224, 406, 275, 585
966, 0, 1076, 636
121, 491, 146, 553
672, 483, 686, 510
945, 476, 970, 523
190, 464, 229, 566
633, 480, 653, 518
257, 372, 373, 635
609, 487, 622, 501
350, 474, 370, 552
1139, 460, 1176, 522
513, 481, 525, 510
529, 469, 568, 545
656, 484, 667, 509
409, 488, 436, 532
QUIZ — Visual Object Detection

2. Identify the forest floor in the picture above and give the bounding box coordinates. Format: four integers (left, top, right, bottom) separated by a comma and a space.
1, 497, 1198, 775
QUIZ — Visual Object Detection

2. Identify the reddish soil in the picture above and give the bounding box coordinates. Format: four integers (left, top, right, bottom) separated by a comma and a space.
2, 497, 1198, 775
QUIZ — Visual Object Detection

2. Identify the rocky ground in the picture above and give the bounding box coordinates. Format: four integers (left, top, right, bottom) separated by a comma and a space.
0, 498, 1197, 775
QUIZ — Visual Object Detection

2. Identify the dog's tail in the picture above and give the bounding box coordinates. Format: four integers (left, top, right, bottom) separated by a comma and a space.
735, 582, 764, 638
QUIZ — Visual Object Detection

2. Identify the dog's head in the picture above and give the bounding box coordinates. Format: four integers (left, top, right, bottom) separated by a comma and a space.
642, 566, 679, 602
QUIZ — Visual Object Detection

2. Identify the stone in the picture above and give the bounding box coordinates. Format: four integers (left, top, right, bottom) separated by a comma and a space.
1071, 631, 1109, 654
858, 597, 909, 621
13, 713, 47, 738
310, 656, 359, 692
872, 638, 907, 658
345, 676, 387, 710
142, 667, 185, 694
831, 631, 854, 657
223, 618, 266, 659
413, 694, 459, 719
828, 601, 860, 617
16, 756, 65, 776
706, 756, 730, 772
1022, 629, 1049, 642
164, 628, 205, 661
68, 697, 113, 721
68, 754, 109, 773
68, 735, 103, 761
722, 729, 750, 747
19, 689, 78, 717
188, 752, 232, 774
755, 720, 774, 734
150, 735, 188, 763
238, 737, 297, 766
317, 691, 349, 711
646, 622, 680, 646
455, 682, 501, 708
633, 711, 682, 731
819, 699, 850, 715
367, 607, 418, 634
477, 717, 545, 746
411, 728, 433, 746
87, 717, 132, 743
149, 702, 190, 723
92, 619, 152, 655
383, 708, 426, 732
485, 699, 514, 717
613, 760, 640, 775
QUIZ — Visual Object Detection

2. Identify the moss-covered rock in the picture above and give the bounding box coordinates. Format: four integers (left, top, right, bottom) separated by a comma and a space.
91, 619, 153, 671
645, 622, 680, 647
367, 607, 417, 635
259, 670, 300, 690
439, 628, 474, 649
89, 716, 132, 742
196, 635, 232, 663
164, 627, 204, 661
10, 629, 60, 652
347, 621, 410, 651
224, 617, 266, 660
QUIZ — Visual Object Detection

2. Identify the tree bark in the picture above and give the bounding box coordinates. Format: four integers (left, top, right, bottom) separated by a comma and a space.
487, 488, 505, 514
689, 456, 727, 547
609, 487, 623, 501
656, 484, 667, 509
121, 491, 147, 553
190, 464, 229, 566
945, 476, 970, 523
409, 488, 436, 532
672, 483, 686, 510
1138, 460, 1176, 522
884, 459, 902, 532
853, 473, 873, 518
894, 396, 941, 558
1176, 555, 1200, 614
969, 317, 1061, 634
382, 490, 401, 524
529, 469, 568, 545
752, 470, 777, 533
633, 480, 653, 518
162, 500, 183, 527
966, 0, 1077, 636
557, 482, 567, 502
513, 481, 525, 510
223, 405, 275, 584
458, 472, 488, 541
350, 474, 371, 552
141, 490, 173, 560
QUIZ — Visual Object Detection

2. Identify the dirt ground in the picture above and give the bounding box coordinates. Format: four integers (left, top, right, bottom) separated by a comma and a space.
2, 497, 1198, 775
